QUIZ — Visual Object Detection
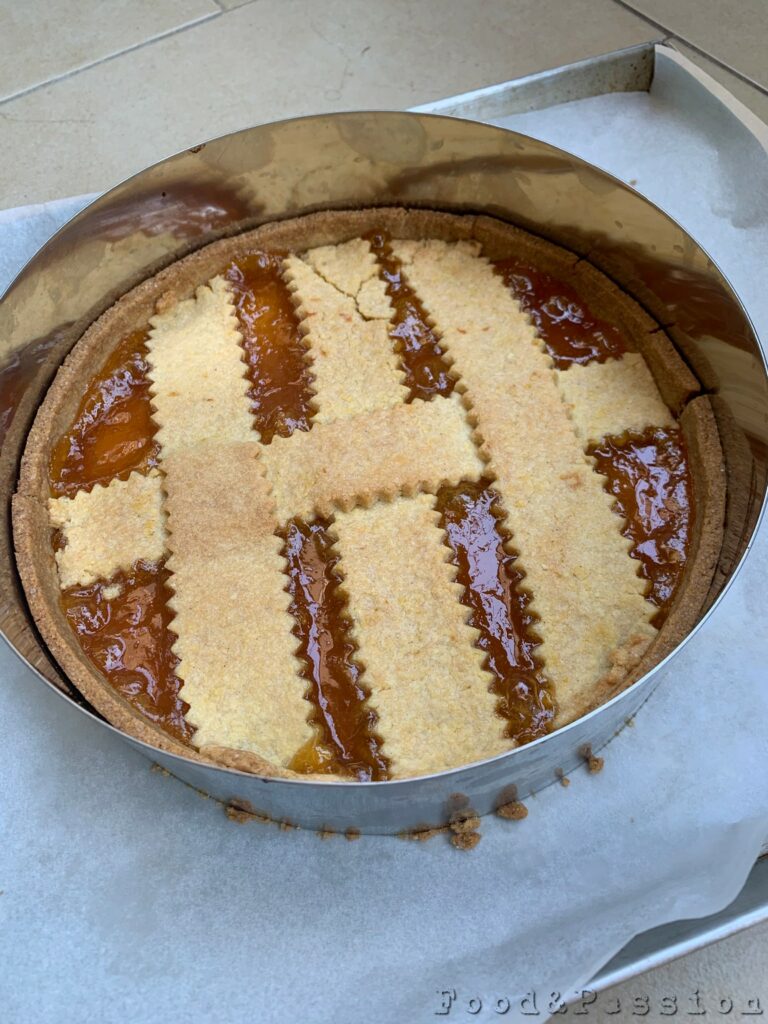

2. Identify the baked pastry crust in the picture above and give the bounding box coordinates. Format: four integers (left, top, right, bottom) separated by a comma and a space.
12, 208, 726, 778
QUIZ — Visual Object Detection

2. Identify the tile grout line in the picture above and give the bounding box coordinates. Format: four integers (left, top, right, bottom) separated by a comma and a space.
0, 9, 223, 109
610, 0, 768, 100
665, 36, 768, 100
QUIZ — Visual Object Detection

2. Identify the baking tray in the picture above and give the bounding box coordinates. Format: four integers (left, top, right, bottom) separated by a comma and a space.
1, 56, 767, 1013
414, 39, 768, 991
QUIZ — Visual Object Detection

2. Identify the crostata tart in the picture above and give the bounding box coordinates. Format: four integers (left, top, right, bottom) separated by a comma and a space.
13, 209, 726, 780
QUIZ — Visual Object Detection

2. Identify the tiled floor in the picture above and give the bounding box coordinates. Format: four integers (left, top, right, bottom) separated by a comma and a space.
619, 0, 768, 90
0, 0, 658, 206
0, 0, 218, 101
1, 0, 767, 1014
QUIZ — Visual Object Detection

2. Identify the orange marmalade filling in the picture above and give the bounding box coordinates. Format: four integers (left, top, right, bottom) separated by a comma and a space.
590, 428, 693, 627
495, 259, 627, 368
60, 560, 192, 742
368, 231, 457, 400
436, 479, 555, 743
281, 518, 389, 780
225, 251, 314, 444
49, 329, 159, 497
49, 234, 693, 766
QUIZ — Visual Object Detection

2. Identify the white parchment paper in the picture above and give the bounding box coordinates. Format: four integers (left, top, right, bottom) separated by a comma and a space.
2, 55, 768, 1023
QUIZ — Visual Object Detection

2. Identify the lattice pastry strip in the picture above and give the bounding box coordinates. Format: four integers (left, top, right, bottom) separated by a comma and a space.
332, 493, 508, 778
259, 391, 484, 523
556, 354, 674, 445
145, 280, 313, 763
162, 442, 313, 763
390, 238, 656, 726
49, 469, 167, 588
146, 275, 255, 454
304, 237, 390, 311
45, 279, 255, 595
284, 243, 407, 424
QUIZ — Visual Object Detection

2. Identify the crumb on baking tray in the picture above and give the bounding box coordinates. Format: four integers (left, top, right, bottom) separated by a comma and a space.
224, 798, 297, 828
496, 800, 528, 821
451, 831, 481, 851
397, 824, 449, 842
580, 745, 605, 774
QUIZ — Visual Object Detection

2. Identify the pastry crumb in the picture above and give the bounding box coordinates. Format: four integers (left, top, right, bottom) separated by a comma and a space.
317, 827, 337, 840
224, 799, 270, 825
345, 827, 361, 841
150, 762, 170, 776
448, 806, 482, 850
555, 768, 571, 788
451, 831, 481, 851
155, 289, 179, 315
580, 745, 605, 773
496, 800, 528, 821
226, 805, 259, 824
449, 811, 481, 834
397, 825, 448, 842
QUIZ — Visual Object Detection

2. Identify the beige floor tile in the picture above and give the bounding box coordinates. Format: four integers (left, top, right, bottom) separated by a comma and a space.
0, 0, 658, 208
593, 919, 768, 1021
670, 38, 768, 124
0, 0, 219, 102
620, 0, 768, 90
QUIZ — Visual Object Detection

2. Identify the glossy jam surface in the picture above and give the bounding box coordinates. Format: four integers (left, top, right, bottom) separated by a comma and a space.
590, 428, 693, 626
60, 560, 192, 741
49, 329, 159, 497
225, 252, 313, 444
282, 518, 389, 780
368, 232, 456, 401
437, 479, 555, 742
495, 259, 627, 368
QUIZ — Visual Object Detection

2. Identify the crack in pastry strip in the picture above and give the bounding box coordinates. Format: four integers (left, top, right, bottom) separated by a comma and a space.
284, 245, 408, 424
556, 354, 674, 445
259, 391, 484, 522
391, 239, 655, 727
332, 493, 508, 778
146, 275, 255, 456
162, 442, 313, 762
304, 237, 391, 314
49, 468, 166, 588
